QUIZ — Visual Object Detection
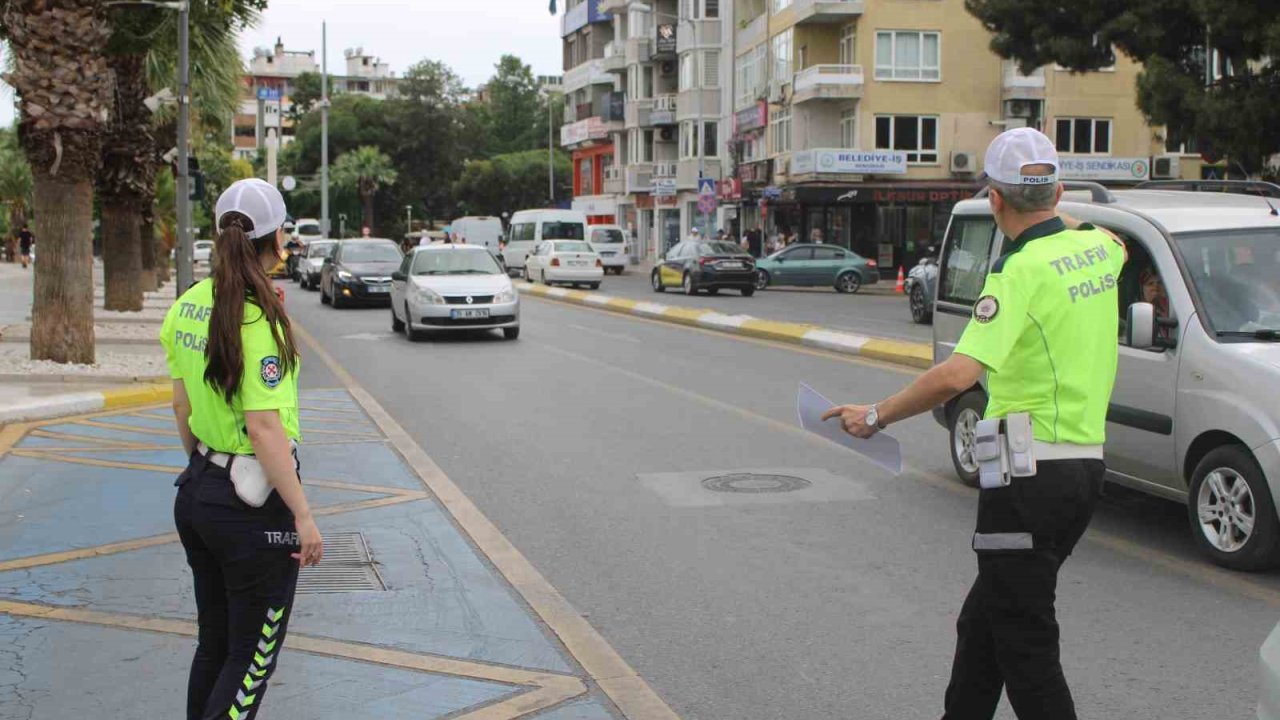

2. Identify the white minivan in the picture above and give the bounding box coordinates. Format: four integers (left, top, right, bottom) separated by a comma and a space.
932, 181, 1280, 571
450, 216, 505, 253
503, 209, 589, 277
589, 224, 630, 274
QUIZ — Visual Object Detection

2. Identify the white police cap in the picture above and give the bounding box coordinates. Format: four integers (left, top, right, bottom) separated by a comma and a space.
215, 178, 288, 239
984, 127, 1059, 186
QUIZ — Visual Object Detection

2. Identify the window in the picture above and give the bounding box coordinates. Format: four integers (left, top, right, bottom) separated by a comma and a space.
770, 107, 791, 154
1055, 118, 1111, 155
742, 132, 766, 162
703, 50, 721, 87
772, 30, 792, 84
781, 247, 813, 260
840, 109, 858, 149
680, 121, 716, 158
813, 247, 843, 260
628, 8, 651, 38
736, 44, 768, 108
875, 115, 938, 164
938, 217, 997, 306
510, 223, 536, 242
579, 157, 594, 194
643, 66, 654, 97
839, 25, 857, 66
874, 31, 941, 81
705, 0, 719, 19
680, 53, 696, 91
703, 121, 719, 157
680, 120, 699, 158
642, 130, 655, 162
681, 0, 718, 19
773, 0, 791, 11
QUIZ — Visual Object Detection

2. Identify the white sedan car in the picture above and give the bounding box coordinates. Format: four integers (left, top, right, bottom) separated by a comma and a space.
193, 240, 214, 264
523, 240, 604, 289
389, 244, 520, 341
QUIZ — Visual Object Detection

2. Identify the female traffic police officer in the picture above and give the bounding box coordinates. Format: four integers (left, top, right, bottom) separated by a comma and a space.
163, 178, 324, 720
824, 128, 1126, 720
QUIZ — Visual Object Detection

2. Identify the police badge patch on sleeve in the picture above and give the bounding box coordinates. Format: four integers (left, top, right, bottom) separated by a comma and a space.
974, 296, 999, 324
260, 356, 283, 389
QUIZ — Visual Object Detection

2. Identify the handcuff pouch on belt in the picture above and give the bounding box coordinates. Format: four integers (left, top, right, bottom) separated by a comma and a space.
228, 455, 273, 508
974, 412, 1037, 490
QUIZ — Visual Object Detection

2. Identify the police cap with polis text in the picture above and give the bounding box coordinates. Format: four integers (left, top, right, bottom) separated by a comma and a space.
984, 127, 1059, 187
215, 178, 288, 239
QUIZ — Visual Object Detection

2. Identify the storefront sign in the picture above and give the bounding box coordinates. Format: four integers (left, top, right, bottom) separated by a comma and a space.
560, 117, 608, 147
790, 184, 980, 205
653, 178, 677, 197
655, 24, 677, 55
572, 195, 618, 216
791, 149, 909, 176
1059, 156, 1150, 182
656, 195, 678, 207
738, 160, 771, 185
878, 243, 895, 268
762, 186, 782, 200
608, 92, 626, 122
718, 178, 743, 201
734, 101, 768, 134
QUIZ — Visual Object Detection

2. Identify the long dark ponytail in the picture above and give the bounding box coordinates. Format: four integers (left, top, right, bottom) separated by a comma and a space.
204, 211, 299, 403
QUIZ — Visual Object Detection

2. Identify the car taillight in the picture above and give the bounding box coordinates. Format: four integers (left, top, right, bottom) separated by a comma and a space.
699, 256, 714, 266
866, 259, 878, 268
551, 257, 561, 267
596, 258, 603, 267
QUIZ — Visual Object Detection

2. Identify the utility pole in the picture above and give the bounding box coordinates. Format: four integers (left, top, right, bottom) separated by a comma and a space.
406, 205, 413, 236
175, 0, 192, 294
321, 21, 331, 238
548, 98, 555, 205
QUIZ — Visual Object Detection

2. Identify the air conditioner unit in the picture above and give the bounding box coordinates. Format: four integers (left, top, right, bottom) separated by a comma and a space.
951, 151, 976, 174
1152, 154, 1180, 180
1004, 99, 1034, 118
658, 126, 675, 142
660, 61, 676, 75
767, 81, 785, 104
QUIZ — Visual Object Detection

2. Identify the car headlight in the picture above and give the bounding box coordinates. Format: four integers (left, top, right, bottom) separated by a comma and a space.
336, 270, 353, 281
493, 288, 516, 304
414, 286, 445, 305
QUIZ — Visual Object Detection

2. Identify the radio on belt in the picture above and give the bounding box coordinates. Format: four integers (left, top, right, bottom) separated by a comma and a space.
973, 412, 1037, 490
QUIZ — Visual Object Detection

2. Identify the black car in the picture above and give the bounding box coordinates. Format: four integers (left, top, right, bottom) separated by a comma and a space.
319, 239, 404, 308
651, 241, 756, 296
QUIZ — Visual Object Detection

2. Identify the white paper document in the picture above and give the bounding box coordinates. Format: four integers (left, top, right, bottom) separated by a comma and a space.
797, 383, 903, 475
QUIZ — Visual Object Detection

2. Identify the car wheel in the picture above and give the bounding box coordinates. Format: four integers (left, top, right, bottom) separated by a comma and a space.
503, 326, 520, 340
910, 284, 933, 324
1188, 445, 1280, 571
588, 283, 600, 290
755, 271, 770, 291
741, 285, 755, 297
331, 288, 345, 309
836, 272, 862, 294
707, 287, 719, 295
390, 305, 405, 333
948, 392, 986, 488
651, 270, 665, 293
320, 282, 331, 305
682, 272, 696, 295
404, 304, 424, 342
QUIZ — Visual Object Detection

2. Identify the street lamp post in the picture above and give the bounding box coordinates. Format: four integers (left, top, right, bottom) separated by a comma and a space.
321, 21, 330, 238
405, 205, 413, 236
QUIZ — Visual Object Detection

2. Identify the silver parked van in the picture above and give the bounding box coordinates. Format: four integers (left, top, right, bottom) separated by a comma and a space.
932, 181, 1280, 571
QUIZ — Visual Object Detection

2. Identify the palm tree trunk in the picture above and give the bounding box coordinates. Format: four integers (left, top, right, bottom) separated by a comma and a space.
100, 199, 144, 310
30, 175, 96, 364
139, 202, 158, 292
98, 53, 154, 310
153, 223, 171, 284
363, 191, 375, 233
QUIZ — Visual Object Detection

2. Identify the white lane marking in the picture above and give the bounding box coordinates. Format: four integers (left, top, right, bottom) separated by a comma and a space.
568, 324, 641, 344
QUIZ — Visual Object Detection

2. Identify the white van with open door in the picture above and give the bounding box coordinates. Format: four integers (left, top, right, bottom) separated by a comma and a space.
503, 209, 589, 277
451, 216, 504, 253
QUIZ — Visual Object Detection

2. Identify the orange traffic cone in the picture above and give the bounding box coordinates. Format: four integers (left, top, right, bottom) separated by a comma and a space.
895, 266, 905, 294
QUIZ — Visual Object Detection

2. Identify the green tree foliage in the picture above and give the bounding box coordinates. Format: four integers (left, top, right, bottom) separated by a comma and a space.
966, 0, 1280, 172
285, 71, 325, 124
478, 55, 544, 156
332, 145, 398, 232
0, 128, 34, 241
452, 150, 571, 217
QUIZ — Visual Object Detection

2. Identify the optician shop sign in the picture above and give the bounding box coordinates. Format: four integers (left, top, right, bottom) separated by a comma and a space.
1059, 157, 1150, 182
791, 149, 908, 176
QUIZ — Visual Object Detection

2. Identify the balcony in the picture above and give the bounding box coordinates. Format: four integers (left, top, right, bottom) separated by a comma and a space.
651, 94, 678, 125
560, 116, 618, 148
626, 99, 653, 129
676, 88, 721, 120
676, 19, 722, 54
626, 36, 653, 66
598, 0, 627, 12
561, 0, 611, 37
626, 164, 653, 194
563, 57, 615, 94
736, 12, 767, 50
1003, 62, 1046, 100
653, 162, 677, 178
792, 0, 864, 25
603, 42, 626, 73
791, 65, 864, 104
677, 158, 721, 189
604, 166, 624, 195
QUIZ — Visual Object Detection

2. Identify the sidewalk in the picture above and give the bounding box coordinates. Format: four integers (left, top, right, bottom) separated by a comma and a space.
0, 389, 622, 719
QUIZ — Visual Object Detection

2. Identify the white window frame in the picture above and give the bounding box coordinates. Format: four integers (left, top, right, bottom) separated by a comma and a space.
874, 30, 941, 82
1054, 117, 1112, 155
679, 53, 696, 91
772, 29, 792, 85
839, 25, 857, 66
742, 132, 766, 163
840, 109, 858, 149
680, 0, 719, 20
703, 121, 719, 158
874, 114, 939, 164
628, 8, 651, 39
773, 0, 791, 11
642, 129, 655, 162
680, 120, 699, 159
703, 50, 721, 88
736, 44, 768, 108
770, 107, 791, 155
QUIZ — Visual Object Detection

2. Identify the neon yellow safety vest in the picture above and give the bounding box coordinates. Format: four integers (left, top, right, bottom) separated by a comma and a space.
953, 217, 1127, 446
160, 279, 301, 455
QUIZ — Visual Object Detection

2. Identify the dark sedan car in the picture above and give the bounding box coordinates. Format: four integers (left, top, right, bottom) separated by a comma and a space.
753, 243, 879, 294
319, 239, 404, 308
652, 241, 757, 296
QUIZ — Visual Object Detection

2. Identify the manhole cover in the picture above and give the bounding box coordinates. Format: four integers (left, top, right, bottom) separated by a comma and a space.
701, 473, 812, 494
297, 531, 385, 594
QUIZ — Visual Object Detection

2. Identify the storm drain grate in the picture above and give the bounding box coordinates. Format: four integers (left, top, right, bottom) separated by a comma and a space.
297, 531, 385, 594
701, 473, 813, 494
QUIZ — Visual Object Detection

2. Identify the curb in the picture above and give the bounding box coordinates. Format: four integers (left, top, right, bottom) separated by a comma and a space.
0, 382, 171, 425
519, 283, 933, 369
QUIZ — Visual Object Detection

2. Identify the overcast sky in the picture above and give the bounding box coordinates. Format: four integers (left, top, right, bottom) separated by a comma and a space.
1, 0, 563, 127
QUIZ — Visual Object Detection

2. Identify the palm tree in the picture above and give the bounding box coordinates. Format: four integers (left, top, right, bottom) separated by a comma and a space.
333, 146, 399, 234
0, 137, 33, 263
2, 0, 113, 364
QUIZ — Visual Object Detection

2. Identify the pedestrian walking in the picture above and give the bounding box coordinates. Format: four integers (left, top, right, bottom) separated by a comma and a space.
18, 224, 33, 269
162, 178, 323, 720
810, 228, 824, 244
823, 127, 1126, 720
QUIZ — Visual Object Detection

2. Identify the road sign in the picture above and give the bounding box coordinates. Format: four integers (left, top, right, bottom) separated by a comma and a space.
698, 195, 717, 215
281, 175, 297, 192
257, 87, 282, 102
697, 177, 716, 198
653, 178, 677, 197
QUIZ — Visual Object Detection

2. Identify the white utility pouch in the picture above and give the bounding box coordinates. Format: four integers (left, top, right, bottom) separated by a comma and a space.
973, 418, 1008, 490
228, 455, 272, 508
1005, 412, 1037, 478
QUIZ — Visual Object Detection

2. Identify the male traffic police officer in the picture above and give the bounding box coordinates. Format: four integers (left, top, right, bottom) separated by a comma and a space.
824, 127, 1126, 719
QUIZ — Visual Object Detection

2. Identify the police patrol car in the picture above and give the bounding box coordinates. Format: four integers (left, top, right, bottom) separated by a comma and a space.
931, 180, 1280, 571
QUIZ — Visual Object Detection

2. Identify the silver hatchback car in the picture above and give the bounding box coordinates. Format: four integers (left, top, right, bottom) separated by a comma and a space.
931, 181, 1280, 572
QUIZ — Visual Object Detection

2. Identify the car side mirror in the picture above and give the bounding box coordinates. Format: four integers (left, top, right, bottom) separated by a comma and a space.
391, 271, 406, 282
1126, 302, 1156, 350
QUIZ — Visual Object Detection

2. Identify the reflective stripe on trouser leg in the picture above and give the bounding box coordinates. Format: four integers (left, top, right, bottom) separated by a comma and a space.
972, 532, 1034, 551
226, 605, 287, 720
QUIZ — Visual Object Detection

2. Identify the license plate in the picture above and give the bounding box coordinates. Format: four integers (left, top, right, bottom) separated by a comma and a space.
451, 308, 490, 320
569, 260, 589, 267
367, 285, 389, 293
721, 262, 744, 269
601, 252, 616, 257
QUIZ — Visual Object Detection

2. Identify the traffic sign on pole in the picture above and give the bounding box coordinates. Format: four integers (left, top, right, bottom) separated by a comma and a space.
697, 177, 716, 198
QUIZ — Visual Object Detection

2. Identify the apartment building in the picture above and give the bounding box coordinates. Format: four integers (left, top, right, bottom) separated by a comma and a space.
232, 39, 401, 160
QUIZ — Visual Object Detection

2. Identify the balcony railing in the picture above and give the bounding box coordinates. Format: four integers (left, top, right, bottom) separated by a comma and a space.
653, 162, 677, 178
626, 164, 653, 193
603, 165, 624, 194
651, 94, 677, 125
792, 0, 865, 25
792, 64, 865, 103
603, 42, 625, 73
676, 19, 722, 54
563, 57, 614, 93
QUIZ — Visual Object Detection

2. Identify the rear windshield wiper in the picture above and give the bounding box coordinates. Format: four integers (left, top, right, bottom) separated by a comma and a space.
1217, 330, 1280, 341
